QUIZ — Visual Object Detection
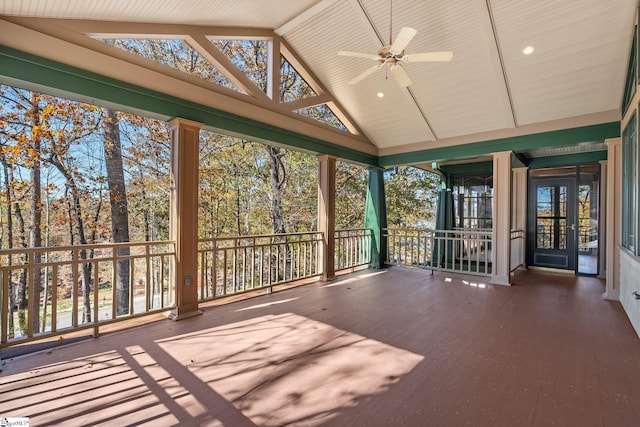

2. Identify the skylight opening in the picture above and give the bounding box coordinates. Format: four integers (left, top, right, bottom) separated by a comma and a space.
209, 38, 269, 93
99, 38, 240, 91
281, 56, 317, 102
294, 104, 348, 132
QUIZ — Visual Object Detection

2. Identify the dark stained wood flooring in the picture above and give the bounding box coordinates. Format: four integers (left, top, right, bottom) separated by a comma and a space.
1, 267, 639, 426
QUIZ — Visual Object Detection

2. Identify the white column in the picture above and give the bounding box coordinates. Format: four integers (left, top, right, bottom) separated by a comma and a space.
317, 155, 336, 281
599, 160, 607, 279
491, 151, 512, 285
168, 118, 202, 320
605, 138, 622, 300
512, 167, 528, 270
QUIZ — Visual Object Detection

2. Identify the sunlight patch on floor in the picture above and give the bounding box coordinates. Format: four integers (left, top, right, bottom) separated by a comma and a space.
235, 297, 300, 312
0, 350, 190, 426
321, 269, 388, 288
157, 312, 424, 426
445, 276, 491, 289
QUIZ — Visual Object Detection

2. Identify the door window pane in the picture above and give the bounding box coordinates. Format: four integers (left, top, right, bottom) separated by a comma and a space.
535, 185, 568, 250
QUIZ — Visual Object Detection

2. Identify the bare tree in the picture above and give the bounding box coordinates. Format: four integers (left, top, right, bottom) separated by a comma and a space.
102, 108, 131, 316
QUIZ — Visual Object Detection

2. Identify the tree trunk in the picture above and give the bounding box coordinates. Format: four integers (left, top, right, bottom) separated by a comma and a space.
30, 93, 42, 333
42, 175, 51, 332
266, 146, 287, 281
50, 159, 93, 322
266, 146, 286, 234
102, 109, 131, 316
14, 189, 28, 334
1, 158, 15, 338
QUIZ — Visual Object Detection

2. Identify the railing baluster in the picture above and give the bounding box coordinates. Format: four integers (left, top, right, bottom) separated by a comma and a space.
111, 247, 117, 320
146, 247, 151, 311
92, 260, 99, 337
1, 269, 8, 343
50, 264, 58, 333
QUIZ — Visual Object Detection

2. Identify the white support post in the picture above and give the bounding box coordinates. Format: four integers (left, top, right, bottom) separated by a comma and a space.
167, 118, 203, 320
604, 138, 622, 300
267, 36, 281, 101
317, 155, 336, 281
491, 151, 512, 285
599, 159, 607, 280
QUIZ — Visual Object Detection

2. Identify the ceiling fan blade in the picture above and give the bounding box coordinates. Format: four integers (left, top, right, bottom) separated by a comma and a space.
349, 65, 381, 85
390, 27, 418, 55
391, 65, 412, 88
338, 51, 381, 60
403, 51, 453, 62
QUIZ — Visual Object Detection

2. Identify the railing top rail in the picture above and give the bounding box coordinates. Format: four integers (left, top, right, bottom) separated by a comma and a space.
452, 227, 493, 232
385, 228, 492, 235
198, 231, 323, 243
383, 227, 432, 232
0, 240, 175, 256
335, 228, 373, 235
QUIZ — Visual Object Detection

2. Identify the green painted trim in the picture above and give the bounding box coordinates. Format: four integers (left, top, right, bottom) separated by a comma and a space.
440, 161, 493, 175
379, 122, 620, 167
364, 168, 387, 268
527, 151, 607, 169
0, 46, 378, 166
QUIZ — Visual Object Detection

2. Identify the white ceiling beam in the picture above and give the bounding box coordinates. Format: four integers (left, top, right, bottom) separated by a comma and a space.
475, 0, 517, 128
274, 0, 341, 36
285, 94, 333, 111
56, 19, 275, 39
267, 35, 281, 101
188, 33, 271, 100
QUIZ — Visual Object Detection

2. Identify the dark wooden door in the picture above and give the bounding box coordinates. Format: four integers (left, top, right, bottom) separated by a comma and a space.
527, 177, 577, 270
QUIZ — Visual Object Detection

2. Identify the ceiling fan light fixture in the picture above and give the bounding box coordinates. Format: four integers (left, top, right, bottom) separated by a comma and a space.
337, 0, 453, 87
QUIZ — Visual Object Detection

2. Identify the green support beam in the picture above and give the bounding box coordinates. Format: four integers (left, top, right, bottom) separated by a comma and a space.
439, 161, 493, 176
435, 150, 607, 174
379, 123, 620, 167
364, 168, 387, 269
527, 151, 607, 169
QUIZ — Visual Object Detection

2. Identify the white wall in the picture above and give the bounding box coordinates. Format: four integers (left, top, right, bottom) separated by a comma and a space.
619, 250, 640, 337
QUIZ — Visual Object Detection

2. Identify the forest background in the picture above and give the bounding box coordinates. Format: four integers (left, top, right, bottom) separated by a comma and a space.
0, 38, 439, 333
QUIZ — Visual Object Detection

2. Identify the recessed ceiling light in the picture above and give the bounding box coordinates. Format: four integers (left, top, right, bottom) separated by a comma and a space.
523, 46, 535, 55
377, 92, 384, 98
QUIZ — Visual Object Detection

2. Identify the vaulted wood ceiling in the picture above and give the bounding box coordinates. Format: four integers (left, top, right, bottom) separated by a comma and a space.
0, 0, 635, 162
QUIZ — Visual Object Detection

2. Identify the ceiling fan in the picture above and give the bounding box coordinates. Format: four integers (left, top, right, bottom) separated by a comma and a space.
338, 0, 453, 88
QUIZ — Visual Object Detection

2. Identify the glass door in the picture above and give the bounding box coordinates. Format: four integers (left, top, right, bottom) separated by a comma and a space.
577, 167, 599, 274
527, 177, 577, 270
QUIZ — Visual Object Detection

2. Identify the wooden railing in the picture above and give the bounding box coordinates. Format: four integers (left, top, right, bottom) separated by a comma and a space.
0, 229, 374, 348
510, 229, 525, 271
385, 228, 493, 276
0, 241, 175, 346
197, 232, 323, 300
334, 228, 372, 271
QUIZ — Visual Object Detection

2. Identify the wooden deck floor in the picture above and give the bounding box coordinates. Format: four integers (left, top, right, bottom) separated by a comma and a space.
1, 267, 640, 426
